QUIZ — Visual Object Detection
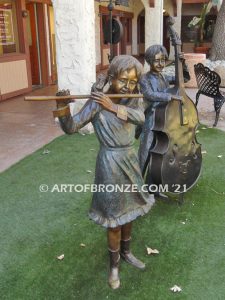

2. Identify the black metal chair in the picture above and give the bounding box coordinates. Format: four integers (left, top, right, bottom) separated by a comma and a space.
194, 63, 225, 127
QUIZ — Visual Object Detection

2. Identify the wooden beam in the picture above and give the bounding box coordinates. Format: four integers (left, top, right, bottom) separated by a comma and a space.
149, 0, 155, 8
36, 3, 51, 85
172, 0, 177, 17
182, 0, 208, 3
99, 5, 134, 18
27, 0, 52, 5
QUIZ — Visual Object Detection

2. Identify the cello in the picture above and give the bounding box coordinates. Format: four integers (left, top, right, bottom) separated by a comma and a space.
149, 17, 202, 194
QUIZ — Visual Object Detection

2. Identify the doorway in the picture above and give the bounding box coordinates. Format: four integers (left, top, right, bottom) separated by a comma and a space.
26, 2, 41, 86
48, 5, 57, 83
25, 2, 57, 87
120, 17, 132, 55
163, 15, 170, 56
120, 17, 127, 54
137, 10, 145, 56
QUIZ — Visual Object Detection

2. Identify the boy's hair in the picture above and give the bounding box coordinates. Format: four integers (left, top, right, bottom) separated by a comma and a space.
145, 45, 168, 65
108, 55, 143, 80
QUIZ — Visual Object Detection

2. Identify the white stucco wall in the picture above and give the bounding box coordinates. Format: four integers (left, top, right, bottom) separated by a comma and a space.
142, 0, 163, 47
141, 0, 164, 70
52, 0, 96, 92
95, 3, 101, 66
52, 0, 96, 133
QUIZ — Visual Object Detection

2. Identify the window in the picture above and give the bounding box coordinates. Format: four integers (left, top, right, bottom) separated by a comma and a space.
0, 0, 19, 55
181, 15, 217, 43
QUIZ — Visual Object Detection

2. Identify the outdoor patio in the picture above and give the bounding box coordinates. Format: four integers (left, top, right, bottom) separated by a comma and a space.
0, 85, 224, 173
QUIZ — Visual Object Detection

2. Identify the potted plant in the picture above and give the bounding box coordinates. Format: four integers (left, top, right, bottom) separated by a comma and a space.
188, 0, 213, 54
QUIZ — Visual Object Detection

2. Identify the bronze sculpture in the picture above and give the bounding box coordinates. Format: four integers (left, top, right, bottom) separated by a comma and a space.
136, 45, 182, 177
137, 18, 201, 196
136, 45, 183, 198
53, 55, 155, 289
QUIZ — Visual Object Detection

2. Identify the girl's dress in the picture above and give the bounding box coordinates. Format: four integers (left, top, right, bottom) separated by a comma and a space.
58, 98, 154, 228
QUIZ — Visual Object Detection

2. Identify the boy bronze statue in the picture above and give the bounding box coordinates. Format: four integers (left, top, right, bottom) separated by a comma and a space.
137, 45, 189, 192
53, 55, 155, 289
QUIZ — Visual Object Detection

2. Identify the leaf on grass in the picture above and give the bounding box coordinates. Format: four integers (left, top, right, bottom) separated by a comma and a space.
80, 243, 86, 247
181, 221, 186, 225
196, 130, 199, 133
57, 254, 64, 260
86, 170, 92, 173
170, 285, 182, 293
201, 150, 207, 154
146, 247, 159, 255
217, 155, 223, 158
90, 149, 95, 151
43, 149, 50, 155
202, 127, 207, 130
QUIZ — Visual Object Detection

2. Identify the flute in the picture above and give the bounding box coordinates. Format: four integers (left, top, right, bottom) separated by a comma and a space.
24, 94, 144, 101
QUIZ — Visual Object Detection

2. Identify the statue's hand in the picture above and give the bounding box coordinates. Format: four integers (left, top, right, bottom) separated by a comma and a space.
56, 89, 72, 108
172, 95, 184, 103
91, 92, 117, 113
91, 73, 108, 92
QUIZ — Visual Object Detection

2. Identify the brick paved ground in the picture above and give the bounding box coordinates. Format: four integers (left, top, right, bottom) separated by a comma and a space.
0, 85, 224, 173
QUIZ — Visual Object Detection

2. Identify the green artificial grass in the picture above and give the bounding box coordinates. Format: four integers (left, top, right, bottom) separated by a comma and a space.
1, 126, 225, 300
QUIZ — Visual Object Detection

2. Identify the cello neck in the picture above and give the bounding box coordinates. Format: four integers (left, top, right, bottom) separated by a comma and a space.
167, 17, 188, 126
175, 45, 185, 90
167, 17, 185, 90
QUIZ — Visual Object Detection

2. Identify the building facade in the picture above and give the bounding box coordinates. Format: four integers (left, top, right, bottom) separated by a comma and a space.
0, 0, 216, 101
0, 0, 56, 100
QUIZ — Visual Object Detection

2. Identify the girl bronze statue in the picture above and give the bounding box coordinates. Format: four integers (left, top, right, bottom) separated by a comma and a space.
53, 55, 155, 289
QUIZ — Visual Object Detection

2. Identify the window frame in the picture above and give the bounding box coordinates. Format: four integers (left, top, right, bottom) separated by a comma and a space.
0, 0, 25, 57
